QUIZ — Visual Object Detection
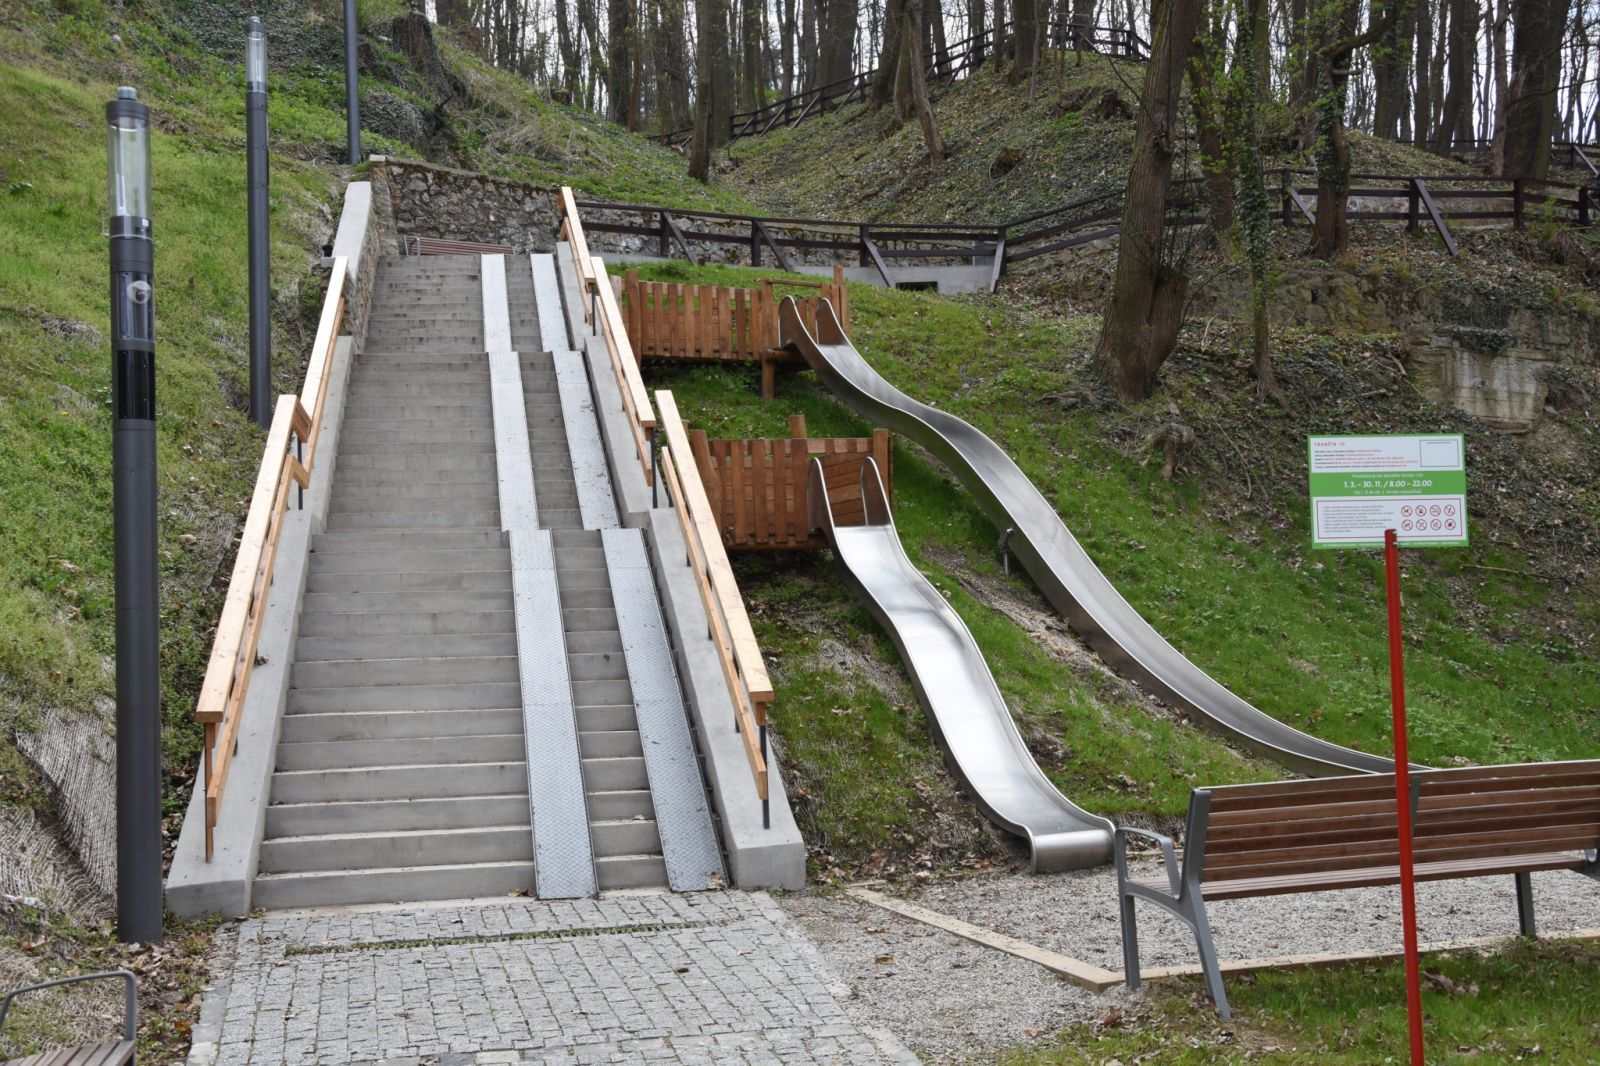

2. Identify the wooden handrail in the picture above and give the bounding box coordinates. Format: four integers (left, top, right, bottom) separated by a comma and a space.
559, 186, 597, 320
197, 256, 348, 859
655, 390, 774, 825
589, 252, 657, 485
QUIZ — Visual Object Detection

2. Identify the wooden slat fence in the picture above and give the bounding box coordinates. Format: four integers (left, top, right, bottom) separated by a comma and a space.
695, 416, 892, 549
196, 257, 347, 859
621, 267, 851, 363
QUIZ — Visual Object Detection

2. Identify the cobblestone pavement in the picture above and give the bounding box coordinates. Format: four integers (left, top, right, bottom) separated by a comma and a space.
187, 892, 918, 1066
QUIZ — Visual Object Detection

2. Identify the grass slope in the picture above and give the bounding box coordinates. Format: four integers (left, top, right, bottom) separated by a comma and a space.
622, 260, 1600, 877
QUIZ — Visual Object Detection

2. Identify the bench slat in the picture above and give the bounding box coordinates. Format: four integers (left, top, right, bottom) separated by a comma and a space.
1208, 784, 1600, 831
1207, 797, 1600, 850
1136, 852, 1588, 901
1, 1040, 134, 1066
1204, 821, 1600, 878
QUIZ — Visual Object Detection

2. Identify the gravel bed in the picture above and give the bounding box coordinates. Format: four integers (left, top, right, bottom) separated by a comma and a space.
781, 863, 1600, 1063
780, 891, 1131, 1065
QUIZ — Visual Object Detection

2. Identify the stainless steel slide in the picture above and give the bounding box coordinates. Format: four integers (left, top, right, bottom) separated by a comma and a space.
807, 457, 1114, 870
782, 298, 1392, 776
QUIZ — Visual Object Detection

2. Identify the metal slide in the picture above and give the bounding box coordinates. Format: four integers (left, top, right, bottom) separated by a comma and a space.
807, 458, 1114, 871
782, 298, 1392, 776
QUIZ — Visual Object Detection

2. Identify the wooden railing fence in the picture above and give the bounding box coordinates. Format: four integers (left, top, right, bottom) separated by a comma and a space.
695, 416, 892, 549
654, 392, 775, 826
560, 187, 657, 486
558, 188, 777, 826
196, 257, 348, 859
621, 268, 851, 362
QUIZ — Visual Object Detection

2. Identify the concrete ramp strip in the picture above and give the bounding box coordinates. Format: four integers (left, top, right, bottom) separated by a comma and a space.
555, 351, 621, 529
781, 299, 1391, 777
809, 459, 1112, 872
602, 529, 728, 890
530, 254, 573, 353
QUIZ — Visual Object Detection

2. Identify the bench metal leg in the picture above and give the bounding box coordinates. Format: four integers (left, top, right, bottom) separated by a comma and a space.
1515, 871, 1537, 938
1119, 892, 1142, 990
1188, 904, 1232, 1021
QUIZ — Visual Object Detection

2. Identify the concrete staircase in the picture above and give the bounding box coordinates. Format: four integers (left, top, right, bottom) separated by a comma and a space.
254, 256, 536, 909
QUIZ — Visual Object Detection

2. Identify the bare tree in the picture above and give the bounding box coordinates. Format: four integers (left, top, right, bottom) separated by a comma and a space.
902, 0, 947, 158
1312, 0, 1398, 257
1496, 0, 1574, 178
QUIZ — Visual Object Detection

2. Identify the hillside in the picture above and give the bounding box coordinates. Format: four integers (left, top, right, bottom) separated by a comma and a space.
0, 0, 753, 1055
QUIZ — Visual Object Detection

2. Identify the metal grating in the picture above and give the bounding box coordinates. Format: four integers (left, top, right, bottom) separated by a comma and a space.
555, 351, 621, 529
601, 529, 726, 891
530, 254, 572, 353
511, 534, 598, 899
480, 254, 514, 353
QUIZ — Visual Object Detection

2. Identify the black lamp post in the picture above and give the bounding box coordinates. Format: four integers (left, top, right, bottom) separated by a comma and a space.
343, 0, 361, 164
246, 17, 271, 428
106, 85, 163, 944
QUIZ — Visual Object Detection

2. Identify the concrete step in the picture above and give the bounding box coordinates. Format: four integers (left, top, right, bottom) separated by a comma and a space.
334, 468, 500, 489
279, 707, 523, 744
539, 508, 585, 529
362, 334, 486, 349
554, 545, 606, 568
347, 381, 493, 399
594, 853, 668, 891
575, 705, 640, 733
327, 492, 501, 516
265, 794, 528, 837
582, 755, 648, 792
302, 589, 514, 614
259, 825, 532, 875
561, 607, 618, 632
291, 654, 519, 690
287, 681, 522, 714
252, 860, 533, 911
555, 587, 614, 610
335, 451, 499, 473
305, 568, 511, 594
556, 568, 612, 591
552, 529, 604, 548
272, 760, 527, 804
335, 439, 496, 458
577, 729, 643, 759
323, 509, 503, 530
354, 354, 493, 369
276, 733, 525, 772
590, 818, 661, 858
297, 609, 515, 638
587, 789, 656, 821
563, 630, 624, 655
297, 632, 518, 662
308, 547, 509, 575
567, 651, 628, 683
350, 364, 491, 379
311, 528, 506, 553
339, 426, 497, 444
572, 679, 632, 710
341, 405, 493, 423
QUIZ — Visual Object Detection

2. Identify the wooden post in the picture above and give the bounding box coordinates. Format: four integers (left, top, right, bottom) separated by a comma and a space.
659, 210, 671, 257
859, 224, 871, 266
750, 219, 762, 266
1406, 179, 1420, 233
1513, 179, 1526, 230
1580, 187, 1591, 227
789, 413, 807, 439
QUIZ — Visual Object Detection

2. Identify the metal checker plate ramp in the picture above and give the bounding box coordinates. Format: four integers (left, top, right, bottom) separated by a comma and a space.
555, 350, 621, 529
487, 348, 540, 530
601, 528, 726, 891
530, 254, 573, 353
480, 254, 514, 353
512, 529, 597, 898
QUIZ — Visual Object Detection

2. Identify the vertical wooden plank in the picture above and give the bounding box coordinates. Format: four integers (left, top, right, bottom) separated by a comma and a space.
729, 438, 745, 544
776, 437, 793, 543
788, 413, 807, 439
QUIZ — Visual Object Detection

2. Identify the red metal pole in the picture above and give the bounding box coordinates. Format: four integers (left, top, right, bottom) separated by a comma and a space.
1385, 528, 1425, 1066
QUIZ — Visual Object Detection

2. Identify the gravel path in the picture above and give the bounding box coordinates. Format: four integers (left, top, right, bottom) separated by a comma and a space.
780, 862, 1600, 1064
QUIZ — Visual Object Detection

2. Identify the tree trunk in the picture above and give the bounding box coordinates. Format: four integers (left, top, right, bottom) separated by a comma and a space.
781, 0, 797, 97
607, 0, 635, 125
1370, 0, 1406, 140
690, 0, 729, 179
817, 0, 861, 97
1010, 0, 1038, 81
801, 0, 819, 87
1497, 0, 1572, 178
969, 0, 987, 66
1434, 0, 1475, 151
741, 0, 763, 110
1314, 0, 1398, 257
1189, 4, 1233, 236
1411, 0, 1432, 145
1094, 0, 1205, 403
930, 0, 950, 75
873, 0, 907, 107
901, 0, 946, 157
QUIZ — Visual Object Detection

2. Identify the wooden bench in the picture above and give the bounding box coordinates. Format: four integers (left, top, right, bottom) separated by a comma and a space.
1115, 761, 1600, 1018
0, 971, 136, 1066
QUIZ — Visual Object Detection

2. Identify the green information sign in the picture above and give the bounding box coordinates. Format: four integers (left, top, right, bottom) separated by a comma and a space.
1308, 434, 1468, 549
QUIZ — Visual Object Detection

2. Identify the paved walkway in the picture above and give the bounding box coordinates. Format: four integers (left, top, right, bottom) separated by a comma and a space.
187, 892, 917, 1066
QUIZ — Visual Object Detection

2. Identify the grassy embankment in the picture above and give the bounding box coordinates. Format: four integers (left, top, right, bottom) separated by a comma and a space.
620, 259, 1600, 878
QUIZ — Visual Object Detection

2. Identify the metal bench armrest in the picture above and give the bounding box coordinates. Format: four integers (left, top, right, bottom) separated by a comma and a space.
1115, 825, 1180, 895
0, 970, 137, 1042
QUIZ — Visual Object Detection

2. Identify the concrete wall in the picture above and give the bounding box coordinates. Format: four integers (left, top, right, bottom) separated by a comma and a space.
166, 180, 375, 917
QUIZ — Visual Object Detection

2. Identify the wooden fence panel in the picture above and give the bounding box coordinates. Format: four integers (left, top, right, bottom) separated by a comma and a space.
621, 269, 852, 365
696, 422, 892, 549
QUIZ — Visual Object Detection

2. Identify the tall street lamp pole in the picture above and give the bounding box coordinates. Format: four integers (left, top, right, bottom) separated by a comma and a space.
107, 85, 164, 944
343, 0, 361, 164
246, 17, 271, 428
